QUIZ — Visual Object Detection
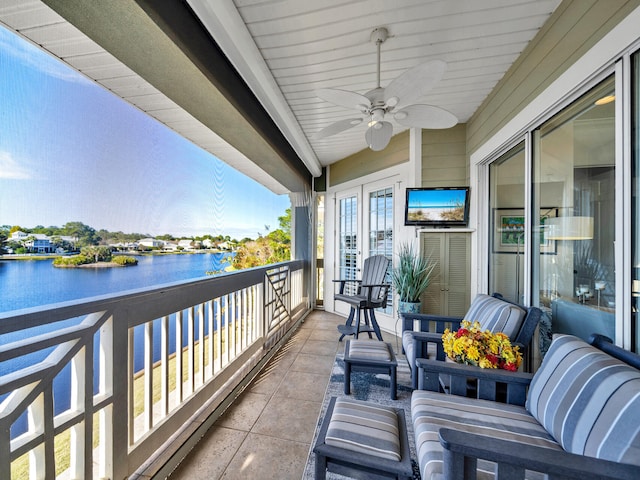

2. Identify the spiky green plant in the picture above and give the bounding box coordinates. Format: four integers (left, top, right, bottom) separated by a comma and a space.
392, 242, 438, 302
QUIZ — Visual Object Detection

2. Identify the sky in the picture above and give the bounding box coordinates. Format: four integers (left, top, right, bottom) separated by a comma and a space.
0, 26, 290, 240
408, 188, 467, 207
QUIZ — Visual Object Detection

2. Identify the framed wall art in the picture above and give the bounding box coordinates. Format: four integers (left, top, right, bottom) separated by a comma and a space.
493, 208, 557, 254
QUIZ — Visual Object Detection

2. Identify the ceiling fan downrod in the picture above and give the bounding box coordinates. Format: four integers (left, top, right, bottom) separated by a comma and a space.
370, 27, 388, 89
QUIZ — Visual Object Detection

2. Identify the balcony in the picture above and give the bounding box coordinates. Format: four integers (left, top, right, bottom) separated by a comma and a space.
0, 260, 330, 479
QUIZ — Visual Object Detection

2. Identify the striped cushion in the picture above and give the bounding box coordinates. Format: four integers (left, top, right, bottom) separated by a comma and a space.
412, 390, 561, 480
526, 334, 640, 466
402, 330, 415, 367
347, 339, 392, 361
325, 397, 401, 461
463, 294, 526, 339
402, 331, 437, 369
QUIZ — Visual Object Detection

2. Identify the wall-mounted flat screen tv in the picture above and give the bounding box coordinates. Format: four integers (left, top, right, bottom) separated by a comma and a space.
404, 187, 470, 227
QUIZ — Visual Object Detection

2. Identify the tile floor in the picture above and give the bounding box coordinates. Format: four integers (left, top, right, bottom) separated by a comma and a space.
168, 310, 353, 479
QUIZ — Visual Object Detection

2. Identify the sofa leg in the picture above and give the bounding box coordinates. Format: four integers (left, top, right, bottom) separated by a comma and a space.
344, 362, 351, 395
390, 366, 397, 400
314, 453, 327, 479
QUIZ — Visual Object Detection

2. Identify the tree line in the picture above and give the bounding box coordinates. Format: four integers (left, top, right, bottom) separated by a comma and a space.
1, 208, 292, 270
0, 221, 244, 248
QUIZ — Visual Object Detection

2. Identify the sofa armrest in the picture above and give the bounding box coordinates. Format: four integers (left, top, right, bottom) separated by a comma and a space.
408, 331, 447, 361
438, 428, 640, 480
415, 357, 533, 405
401, 312, 463, 334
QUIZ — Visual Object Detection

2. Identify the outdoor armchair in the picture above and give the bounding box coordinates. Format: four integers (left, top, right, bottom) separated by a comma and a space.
333, 255, 390, 341
401, 293, 542, 388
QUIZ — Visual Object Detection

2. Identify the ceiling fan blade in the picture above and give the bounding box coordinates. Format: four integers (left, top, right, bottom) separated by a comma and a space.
365, 121, 393, 151
316, 88, 371, 111
394, 104, 458, 129
384, 60, 447, 107
314, 118, 363, 139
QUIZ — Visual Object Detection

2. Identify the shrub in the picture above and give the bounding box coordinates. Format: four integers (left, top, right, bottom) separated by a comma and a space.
112, 255, 138, 266
53, 255, 92, 266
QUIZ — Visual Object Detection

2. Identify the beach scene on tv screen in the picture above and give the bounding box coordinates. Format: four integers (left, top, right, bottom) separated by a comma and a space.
407, 189, 466, 222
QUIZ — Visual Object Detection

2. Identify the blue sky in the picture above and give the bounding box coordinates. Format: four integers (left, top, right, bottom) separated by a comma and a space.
408, 188, 466, 207
0, 26, 289, 240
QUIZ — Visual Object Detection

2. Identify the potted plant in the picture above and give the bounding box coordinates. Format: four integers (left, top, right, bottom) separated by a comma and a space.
392, 242, 438, 314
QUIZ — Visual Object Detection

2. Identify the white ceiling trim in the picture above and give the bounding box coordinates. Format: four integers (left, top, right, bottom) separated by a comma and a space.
187, 0, 323, 177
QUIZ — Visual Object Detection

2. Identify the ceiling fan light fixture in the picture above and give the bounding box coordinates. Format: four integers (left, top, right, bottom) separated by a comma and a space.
371, 108, 385, 123
365, 121, 393, 151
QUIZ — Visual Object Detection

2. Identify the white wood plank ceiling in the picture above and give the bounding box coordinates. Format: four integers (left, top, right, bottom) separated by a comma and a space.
191, 0, 561, 166
0, 0, 561, 190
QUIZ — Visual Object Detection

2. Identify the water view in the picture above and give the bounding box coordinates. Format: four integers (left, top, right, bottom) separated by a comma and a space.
0, 252, 230, 313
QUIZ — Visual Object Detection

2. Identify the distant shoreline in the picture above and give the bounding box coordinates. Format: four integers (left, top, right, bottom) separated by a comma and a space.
0, 250, 227, 261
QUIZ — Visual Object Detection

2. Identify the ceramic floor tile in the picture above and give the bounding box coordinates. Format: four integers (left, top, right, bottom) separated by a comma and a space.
169, 426, 247, 479
274, 370, 329, 401
307, 327, 341, 342
265, 345, 298, 371
220, 433, 309, 480
301, 339, 339, 356
291, 325, 314, 340
289, 352, 335, 375
247, 365, 286, 395
215, 392, 269, 431
251, 396, 322, 443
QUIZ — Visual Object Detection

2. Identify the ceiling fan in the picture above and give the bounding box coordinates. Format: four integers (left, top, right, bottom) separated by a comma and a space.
314, 27, 458, 151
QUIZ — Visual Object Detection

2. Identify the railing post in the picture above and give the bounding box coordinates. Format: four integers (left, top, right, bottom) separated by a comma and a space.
144, 320, 154, 432
112, 311, 129, 480
175, 310, 183, 403
160, 315, 169, 416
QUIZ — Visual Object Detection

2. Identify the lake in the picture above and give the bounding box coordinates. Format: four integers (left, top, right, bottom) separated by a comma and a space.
0, 252, 230, 313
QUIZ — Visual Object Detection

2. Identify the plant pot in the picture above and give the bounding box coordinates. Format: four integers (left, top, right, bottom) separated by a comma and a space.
398, 300, 421, 315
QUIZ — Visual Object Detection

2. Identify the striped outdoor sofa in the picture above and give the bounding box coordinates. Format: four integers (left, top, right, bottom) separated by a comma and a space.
412, 333, 640, 480
402, 293, 541, 388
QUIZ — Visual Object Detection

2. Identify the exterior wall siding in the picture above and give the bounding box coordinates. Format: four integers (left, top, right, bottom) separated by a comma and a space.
467, 0, 640, 156
421, 124, 468, 187
329, 130, 409, 187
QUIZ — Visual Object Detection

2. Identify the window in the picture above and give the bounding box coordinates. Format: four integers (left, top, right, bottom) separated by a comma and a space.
369, 187, 393, 312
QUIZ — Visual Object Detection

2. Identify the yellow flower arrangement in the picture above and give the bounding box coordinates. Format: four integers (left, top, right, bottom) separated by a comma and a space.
442, 320, 522, 371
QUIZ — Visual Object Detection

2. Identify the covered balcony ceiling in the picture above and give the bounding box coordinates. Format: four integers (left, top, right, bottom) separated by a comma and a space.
0, 0, 561, 193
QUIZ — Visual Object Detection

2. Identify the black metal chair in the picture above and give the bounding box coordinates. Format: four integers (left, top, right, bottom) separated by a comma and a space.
333, 255, 390, 341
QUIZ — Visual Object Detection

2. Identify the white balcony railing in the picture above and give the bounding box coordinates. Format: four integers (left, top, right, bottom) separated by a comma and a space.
0, 260, 308, 479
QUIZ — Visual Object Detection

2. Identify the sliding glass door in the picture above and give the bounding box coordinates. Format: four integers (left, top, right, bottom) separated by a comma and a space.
532, 77, 616, 342
488, 143, 526, 303
632, 50, 640, 352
